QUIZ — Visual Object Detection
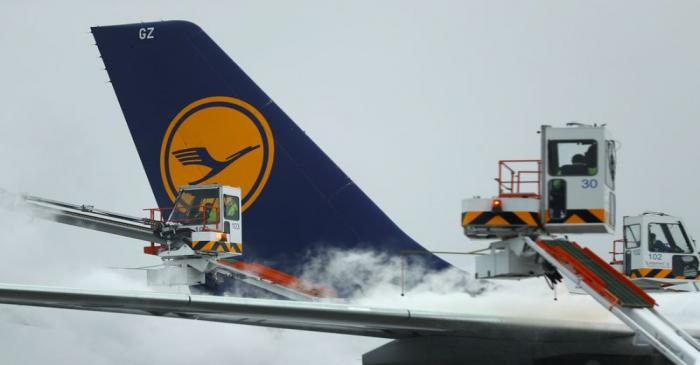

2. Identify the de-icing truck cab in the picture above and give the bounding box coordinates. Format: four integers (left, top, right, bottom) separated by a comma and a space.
462, 123, 617, 238
616, 212, 700, 288
149, 183, 243, 257
542, 124, 617, 233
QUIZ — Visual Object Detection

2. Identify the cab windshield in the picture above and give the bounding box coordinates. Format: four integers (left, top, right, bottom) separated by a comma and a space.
648, 222, 693, 253
169, 188, 220, 226
548, 140, 598, 176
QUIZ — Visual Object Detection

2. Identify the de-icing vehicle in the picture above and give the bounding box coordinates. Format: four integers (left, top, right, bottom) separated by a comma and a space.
460, 123, 700, 363
462, 123, 700, 291
147, 184, 244, 258
463, 123, 616, 240
616, 212, 700, 291
13, 183, 334, 301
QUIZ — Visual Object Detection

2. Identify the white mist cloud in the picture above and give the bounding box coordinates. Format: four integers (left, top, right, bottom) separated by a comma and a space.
0, 205, 386, 365
300, 249, 616, 322
302, 248, 700, 328
2, 190, 700, 365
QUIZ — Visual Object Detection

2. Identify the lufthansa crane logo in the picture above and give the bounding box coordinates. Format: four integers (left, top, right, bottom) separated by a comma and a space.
160, 96, 275, 211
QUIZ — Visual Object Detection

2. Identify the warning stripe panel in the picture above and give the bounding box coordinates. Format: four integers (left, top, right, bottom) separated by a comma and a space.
564, 214, 586, 224
463, 209, 608, 226
190, 240, 243, 254
630, 268, 700, 280
462, 212, 482, 225
192, 240, 208, 250
589, 209, 606, 222
462, 211, 539, 227
546, 209, 606, 224
513, 211, 538, 225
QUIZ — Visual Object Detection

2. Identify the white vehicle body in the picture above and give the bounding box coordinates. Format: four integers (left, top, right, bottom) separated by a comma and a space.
623, 213, 700, 286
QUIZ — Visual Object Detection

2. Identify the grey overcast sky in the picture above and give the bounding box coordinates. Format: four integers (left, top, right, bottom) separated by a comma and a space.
1, 1, 700, 364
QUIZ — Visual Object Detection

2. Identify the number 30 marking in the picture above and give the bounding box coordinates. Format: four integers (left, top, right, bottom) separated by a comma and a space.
581, 179, 598, 189
139, 27, 155, 40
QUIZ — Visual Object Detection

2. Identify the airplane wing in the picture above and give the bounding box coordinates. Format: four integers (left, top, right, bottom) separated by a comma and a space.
0, 282, 637, 341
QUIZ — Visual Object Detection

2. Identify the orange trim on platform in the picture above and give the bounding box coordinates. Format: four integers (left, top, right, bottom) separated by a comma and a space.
217, 260, 337, 298
486, 216, 509, 225
589, 209, 606, 222
564, 214, 586, 224
514, 211, 538, 225
462, 212, 480, 225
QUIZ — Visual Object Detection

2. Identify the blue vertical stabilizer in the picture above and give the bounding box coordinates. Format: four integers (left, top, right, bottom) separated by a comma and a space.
92, 21, 449, 274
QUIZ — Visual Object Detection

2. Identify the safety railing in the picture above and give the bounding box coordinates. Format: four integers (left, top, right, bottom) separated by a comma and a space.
144, 205, 221, 231
496, 160, 541, 198
610, 239, 624, 265
142, 205, 223, 255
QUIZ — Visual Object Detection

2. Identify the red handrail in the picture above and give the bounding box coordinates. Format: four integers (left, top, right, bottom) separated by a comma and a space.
144, 205, 221, 231
497, 160, 541, 198
609, 239, 624, 265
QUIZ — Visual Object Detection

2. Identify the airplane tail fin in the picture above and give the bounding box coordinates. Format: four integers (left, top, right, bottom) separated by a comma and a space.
91, 21, 449, 273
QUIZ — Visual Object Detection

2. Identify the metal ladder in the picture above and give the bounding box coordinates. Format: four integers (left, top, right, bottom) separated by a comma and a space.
524, 236, 700, 365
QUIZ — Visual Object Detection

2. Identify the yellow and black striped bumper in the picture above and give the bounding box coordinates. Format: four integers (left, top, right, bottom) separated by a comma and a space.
630, 268, 700, 280
462, 211, 539, 227
546, 209, 606, 224
190, 241, 243, 254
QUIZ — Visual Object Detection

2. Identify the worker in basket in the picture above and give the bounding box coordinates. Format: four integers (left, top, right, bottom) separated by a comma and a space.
650, 232, 672, 253
204, 202, 219, 225
224, 195, 239, 220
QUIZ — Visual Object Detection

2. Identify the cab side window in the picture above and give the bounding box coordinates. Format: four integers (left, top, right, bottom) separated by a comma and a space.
224, 195, 240, 221
624, 224, 640, 249
606, 140, 616, 189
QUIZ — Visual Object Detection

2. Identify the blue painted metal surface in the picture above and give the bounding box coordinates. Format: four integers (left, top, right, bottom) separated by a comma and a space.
91, 21, 450, 277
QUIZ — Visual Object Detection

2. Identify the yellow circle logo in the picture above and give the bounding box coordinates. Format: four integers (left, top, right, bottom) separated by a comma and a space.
160, 96, 274, 211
